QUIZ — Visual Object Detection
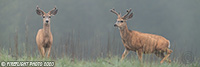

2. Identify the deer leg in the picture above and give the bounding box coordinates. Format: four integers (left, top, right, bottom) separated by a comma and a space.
137, 49, 143, 67
38, 45, 45, 58
155, 51, 171, 63
38, 46, 42, 56
137, 49, 143, 63
161, 53, 171, 63
46, 46, 52, 58
40, 47, 45, 58
155, 52, 165, 62
160, 49, 173, 64
120, 49, 129, 61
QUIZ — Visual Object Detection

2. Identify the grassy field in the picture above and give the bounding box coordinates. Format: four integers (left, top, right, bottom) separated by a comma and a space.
0, 49, 199, 67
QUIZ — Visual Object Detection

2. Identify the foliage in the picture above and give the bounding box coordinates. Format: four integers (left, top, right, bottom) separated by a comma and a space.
0, 49, 199, 67
0, 0, 200, 65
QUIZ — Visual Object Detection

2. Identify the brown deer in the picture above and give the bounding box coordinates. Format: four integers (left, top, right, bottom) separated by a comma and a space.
36, 6, 58, 58
111, 8, 172, 63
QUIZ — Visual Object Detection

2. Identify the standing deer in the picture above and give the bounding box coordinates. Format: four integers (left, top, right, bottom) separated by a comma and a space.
111, 8, 172, 63
36, 6, 58, 58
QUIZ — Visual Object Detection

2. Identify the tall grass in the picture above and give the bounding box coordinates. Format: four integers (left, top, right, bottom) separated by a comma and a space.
0, 23, 199, 67
0, 49, 199, 67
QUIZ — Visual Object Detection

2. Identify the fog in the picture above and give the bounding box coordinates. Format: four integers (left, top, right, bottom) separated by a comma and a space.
0, 0, 199, 61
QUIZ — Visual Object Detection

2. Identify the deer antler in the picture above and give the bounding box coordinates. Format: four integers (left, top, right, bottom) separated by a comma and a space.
122, 8, 132, 19
110, 9, 120, 16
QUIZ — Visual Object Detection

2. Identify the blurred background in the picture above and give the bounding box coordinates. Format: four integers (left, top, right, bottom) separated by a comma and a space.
0, 0, 200, 62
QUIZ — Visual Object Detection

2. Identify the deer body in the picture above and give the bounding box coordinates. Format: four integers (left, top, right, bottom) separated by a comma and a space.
120, 26, 169, 53
111, 8, 172, 63
36, 26, 53, 49
36, 6, 57, 58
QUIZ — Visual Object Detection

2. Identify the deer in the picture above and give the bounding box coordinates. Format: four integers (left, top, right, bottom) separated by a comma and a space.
110, 8, 172, 64
36, 6, 58, 58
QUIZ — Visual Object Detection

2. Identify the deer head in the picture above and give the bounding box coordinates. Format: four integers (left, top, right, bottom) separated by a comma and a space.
111, 8, 133, 29
36, 5, 58, 26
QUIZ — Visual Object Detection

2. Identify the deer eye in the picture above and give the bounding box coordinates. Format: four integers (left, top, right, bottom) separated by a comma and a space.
119, 21, 123, 23
42, 16, 45, 18
49, 16, 51, 18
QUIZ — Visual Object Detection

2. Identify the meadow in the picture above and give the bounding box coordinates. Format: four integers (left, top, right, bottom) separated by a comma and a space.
1, 1, 200, 67
0, 49, 199, 67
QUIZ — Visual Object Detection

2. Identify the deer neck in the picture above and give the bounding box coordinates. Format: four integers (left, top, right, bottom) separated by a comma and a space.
43, 23, 51, 37
119, 25, 131, 39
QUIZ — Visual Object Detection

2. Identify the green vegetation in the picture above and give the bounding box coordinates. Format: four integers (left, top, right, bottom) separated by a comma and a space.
0, 49, 199, 67
0, 0, 199, 67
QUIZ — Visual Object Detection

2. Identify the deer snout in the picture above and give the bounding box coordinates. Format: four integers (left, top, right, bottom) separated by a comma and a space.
114, 24, 118, 27
46, 20, 49, 23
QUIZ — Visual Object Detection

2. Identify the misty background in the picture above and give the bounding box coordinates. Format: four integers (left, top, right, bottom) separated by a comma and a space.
0, 0, 200, 61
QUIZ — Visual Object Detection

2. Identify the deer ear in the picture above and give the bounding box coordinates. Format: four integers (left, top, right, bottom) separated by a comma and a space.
49, 7, 58, 16
127, 13, 133, 19
36, 6, 44, 16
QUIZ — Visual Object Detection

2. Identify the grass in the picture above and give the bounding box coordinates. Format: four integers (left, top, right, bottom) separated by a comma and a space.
0, 49, 199, 67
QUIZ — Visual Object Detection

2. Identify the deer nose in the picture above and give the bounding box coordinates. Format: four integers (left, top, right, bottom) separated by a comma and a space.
114, 24, 117, 27
46, 20, 49, 23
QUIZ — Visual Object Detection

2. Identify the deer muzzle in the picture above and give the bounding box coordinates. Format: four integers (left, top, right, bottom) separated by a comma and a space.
46, 20, 49, 23
114, 24, 117, 27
